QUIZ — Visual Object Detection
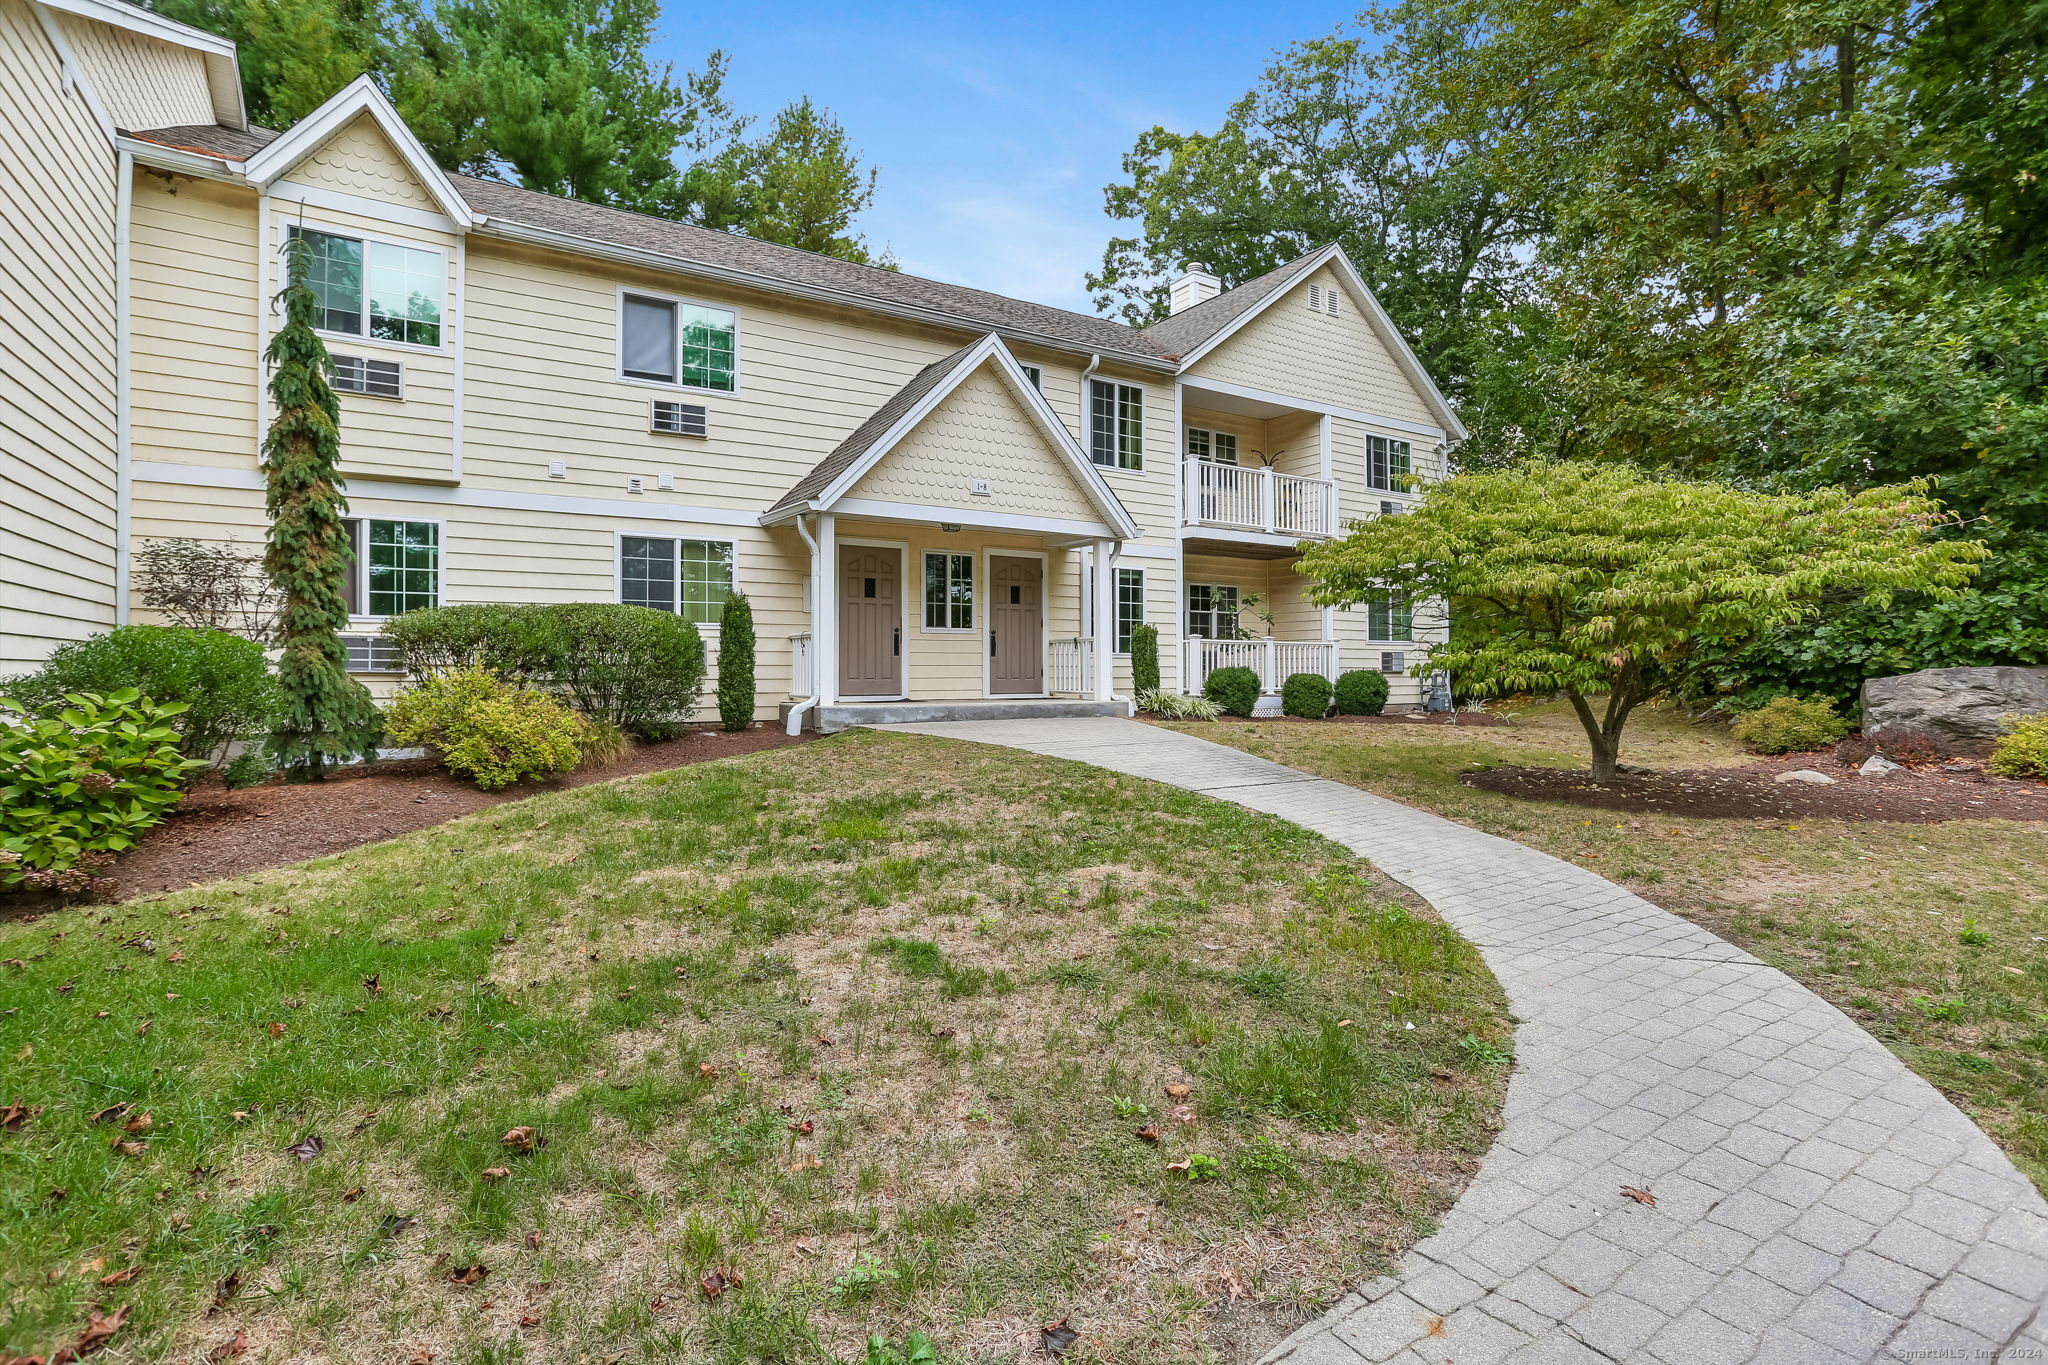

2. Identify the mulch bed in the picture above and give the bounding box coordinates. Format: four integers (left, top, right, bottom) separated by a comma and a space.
1253, 712, 1515, 728
97, 725, 812, 900
1463, 751, 2048, 822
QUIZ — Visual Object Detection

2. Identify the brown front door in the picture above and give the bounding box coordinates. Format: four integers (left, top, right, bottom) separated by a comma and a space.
839, 545, 901, 697
989, 554, 1043, 695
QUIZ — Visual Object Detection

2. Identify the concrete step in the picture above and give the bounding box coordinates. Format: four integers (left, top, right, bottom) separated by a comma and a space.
781, 698, 1131, 734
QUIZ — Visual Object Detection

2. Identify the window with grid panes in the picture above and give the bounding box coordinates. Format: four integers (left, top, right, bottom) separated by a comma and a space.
1115, 568, 1145, 652
619, 536, 733, 623
1089, 380, 1143, 468
923, 552, 974, 629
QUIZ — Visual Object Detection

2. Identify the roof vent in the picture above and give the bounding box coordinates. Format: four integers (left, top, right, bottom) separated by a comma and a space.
1168, 264, 1222, 315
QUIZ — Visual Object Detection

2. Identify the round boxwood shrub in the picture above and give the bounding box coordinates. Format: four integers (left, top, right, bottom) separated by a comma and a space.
1129, 623, 1161, 695
1730, 695, 1851, 754
383, 667, 591, 790
1334, 669, 1390, 716
3, 625, 281, 769
1204, 665, 1261, 718
1281, 672, 1333, 719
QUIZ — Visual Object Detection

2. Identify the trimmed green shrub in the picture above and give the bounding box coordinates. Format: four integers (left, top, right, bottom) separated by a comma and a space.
1281, 672, 1333, 719
718, 592, 757, 732
383, 668, 591, 790
4, 625, 281, 768
1130, 623, 1160, 694
1989, 714, 2048, 778
385, 603, 707, 738
1204, 665, 1261, 718
1334, 670, 1390, 716
0, 689, 207, 896
1730, 695, 1851, 754
1136, 688, 1220, 720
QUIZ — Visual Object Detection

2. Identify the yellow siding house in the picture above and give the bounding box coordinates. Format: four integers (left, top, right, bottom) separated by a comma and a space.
0, 2, 1468, 727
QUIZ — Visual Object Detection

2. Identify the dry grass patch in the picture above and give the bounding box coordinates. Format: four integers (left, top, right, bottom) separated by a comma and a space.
0, 730, 1507, 1365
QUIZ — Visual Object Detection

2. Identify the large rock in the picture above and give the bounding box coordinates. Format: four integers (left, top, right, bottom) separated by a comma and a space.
1861, 666, 2048, 754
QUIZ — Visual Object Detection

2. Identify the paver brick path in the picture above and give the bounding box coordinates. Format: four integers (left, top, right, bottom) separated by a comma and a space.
877, 719, 2048, 1364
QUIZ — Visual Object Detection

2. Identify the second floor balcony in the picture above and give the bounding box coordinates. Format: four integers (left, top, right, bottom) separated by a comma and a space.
1182, 460, 1339, 540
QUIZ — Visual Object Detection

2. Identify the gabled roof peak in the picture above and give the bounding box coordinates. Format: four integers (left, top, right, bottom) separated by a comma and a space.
241, 77, 475, 229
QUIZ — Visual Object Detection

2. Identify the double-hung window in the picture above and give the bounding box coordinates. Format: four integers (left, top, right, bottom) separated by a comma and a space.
621, 536, 734, 623
290, 227, 444, 347
1366, 435, 1412, 493
1367, 592, 1414, 642
1185, 583, 1240, 640
1185, 427, 1238, 464
620, 292, 737, 391
1114, 568, 1145, 653
1089, 380, 1143, 469
923, 552, 974, 630
341, 519, 440, 617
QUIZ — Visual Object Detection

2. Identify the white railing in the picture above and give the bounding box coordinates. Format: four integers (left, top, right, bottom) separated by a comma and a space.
1048, 637, 1094, 696
1181, 638, 1340, 694
789, 632, 813, 697
1183, 461, 1339, 538
1273, 472, 1338, 537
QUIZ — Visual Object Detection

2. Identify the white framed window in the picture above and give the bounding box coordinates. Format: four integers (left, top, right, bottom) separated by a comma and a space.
289, 226, 444, 349
1367, 592, 1413, 642
341, 518, 441, 618
1115, 568, 1145, 653
1366, 435, 1412, 492
619, 535, 734, 624
1088, 380, 1143, 469
1184, 427, 1238, 464
922, 551, 974, 630
619, 290, 737, 392
1185, 583, 1241, 640
1019, 363, 1043, 389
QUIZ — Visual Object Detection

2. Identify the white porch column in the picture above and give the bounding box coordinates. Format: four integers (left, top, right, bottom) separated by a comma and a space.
1092, 539, 1117, 702
816, 513, 838, 706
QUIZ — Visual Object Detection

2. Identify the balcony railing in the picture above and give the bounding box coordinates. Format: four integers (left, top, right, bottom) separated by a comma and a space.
1183, 462, 1338, 538
1048, 637, 1094, 697
1182, 638, 1340, 694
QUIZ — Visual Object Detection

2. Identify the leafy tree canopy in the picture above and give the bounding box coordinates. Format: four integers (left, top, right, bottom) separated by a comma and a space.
1297, 464, 1987, 779
145, 0, 887, 262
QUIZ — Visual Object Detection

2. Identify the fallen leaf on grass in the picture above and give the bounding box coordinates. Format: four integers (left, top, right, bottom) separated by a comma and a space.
1163, 1083, 1191, 1100
448, 1264, 489, 1286
1620, 1185, 1656, 1206
1133, 1125, 1161, 1144
1168, 1104, 1196, 1125
698, 1063, 719, 1078
68, 1302, 130, 1357
408, 1352, 436, 1364
88, 1104, 129, 1126
500, 1126, 542, 1152
205, 1329, 247, 1361
122, 1112, 152, 1134
1, 1102, 41, 1132
1164, 1158, 1191, 1175
109, 1139, 147, 1157
1039, 1317, 1080, 1356
362, 973, 382, 994
481, 1167, 511, 1182
790, 1156, 821, 1171
210, 1270, 241, 1311
341, 1187, 363, 1203
265, 1022, 284, 1039
698, 1267, 741, 1298
96, 1267, 139, 1287
283, 1134, 323, 1162
518, 1316, 541, 1328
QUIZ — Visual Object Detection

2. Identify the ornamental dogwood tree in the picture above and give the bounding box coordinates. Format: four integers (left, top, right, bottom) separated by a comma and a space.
1295, 463, 1986, 781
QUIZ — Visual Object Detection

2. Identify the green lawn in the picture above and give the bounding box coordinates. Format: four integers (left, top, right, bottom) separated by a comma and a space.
1162, 701, 2048, 1193
0, 731, 1506, 1365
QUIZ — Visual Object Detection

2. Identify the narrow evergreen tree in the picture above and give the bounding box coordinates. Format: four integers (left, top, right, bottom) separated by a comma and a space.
1129, 622, 1161, 694
263, 234, 382, 778
716, 591, 756, 732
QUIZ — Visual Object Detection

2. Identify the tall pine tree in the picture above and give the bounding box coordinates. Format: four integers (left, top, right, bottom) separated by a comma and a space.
263, 234, 383, 779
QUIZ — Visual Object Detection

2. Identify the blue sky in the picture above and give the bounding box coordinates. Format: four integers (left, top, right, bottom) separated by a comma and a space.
663, 2, 1356, 316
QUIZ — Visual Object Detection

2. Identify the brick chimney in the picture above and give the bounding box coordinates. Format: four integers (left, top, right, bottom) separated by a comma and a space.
1168, 264, 1222, 314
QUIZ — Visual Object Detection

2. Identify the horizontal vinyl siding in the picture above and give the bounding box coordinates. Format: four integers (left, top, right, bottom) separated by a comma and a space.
1188, 266, 1437, 428
55, 13, 213, 130
0, 0, 118, 667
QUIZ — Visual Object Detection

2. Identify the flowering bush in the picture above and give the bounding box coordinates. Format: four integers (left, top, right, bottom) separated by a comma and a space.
382, 668, 591, 790
0, 690, 206, 896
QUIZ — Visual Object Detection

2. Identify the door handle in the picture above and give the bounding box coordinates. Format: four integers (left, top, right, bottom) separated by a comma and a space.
893, 626, 900, 657
989, 631, 997, 658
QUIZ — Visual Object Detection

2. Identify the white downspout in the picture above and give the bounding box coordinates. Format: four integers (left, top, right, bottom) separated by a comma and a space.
114, 148, 133, 623
1078, 352, 1101, 443
785, 512, 824, 735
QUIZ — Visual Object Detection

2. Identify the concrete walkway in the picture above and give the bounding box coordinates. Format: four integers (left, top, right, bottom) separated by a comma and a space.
876, 718, 2048, 1365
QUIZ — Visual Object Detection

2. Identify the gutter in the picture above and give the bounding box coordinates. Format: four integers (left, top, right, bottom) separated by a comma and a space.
784, 513, 824, 736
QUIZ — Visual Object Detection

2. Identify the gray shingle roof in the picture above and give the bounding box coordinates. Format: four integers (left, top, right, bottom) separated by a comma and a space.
123, 123, 1175, 365
1139, 249, 1326, 359
766, 341, 985, 516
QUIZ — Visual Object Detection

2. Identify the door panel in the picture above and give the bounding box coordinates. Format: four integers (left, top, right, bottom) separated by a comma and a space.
838, 546, 901, 697
989, 555, 1043, 694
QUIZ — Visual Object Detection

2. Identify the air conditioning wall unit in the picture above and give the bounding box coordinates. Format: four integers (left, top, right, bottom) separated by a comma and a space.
651, 400, 708, 436
331, 354, 403, 399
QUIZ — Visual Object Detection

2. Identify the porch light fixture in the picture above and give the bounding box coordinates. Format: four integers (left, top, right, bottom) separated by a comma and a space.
941, 523, 962, 533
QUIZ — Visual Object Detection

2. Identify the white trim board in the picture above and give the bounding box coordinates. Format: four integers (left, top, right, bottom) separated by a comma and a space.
266, 182, 461, 236
828, 497, 1118, 544
133, 461, 760, 528
1178, 375, 1447, 440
